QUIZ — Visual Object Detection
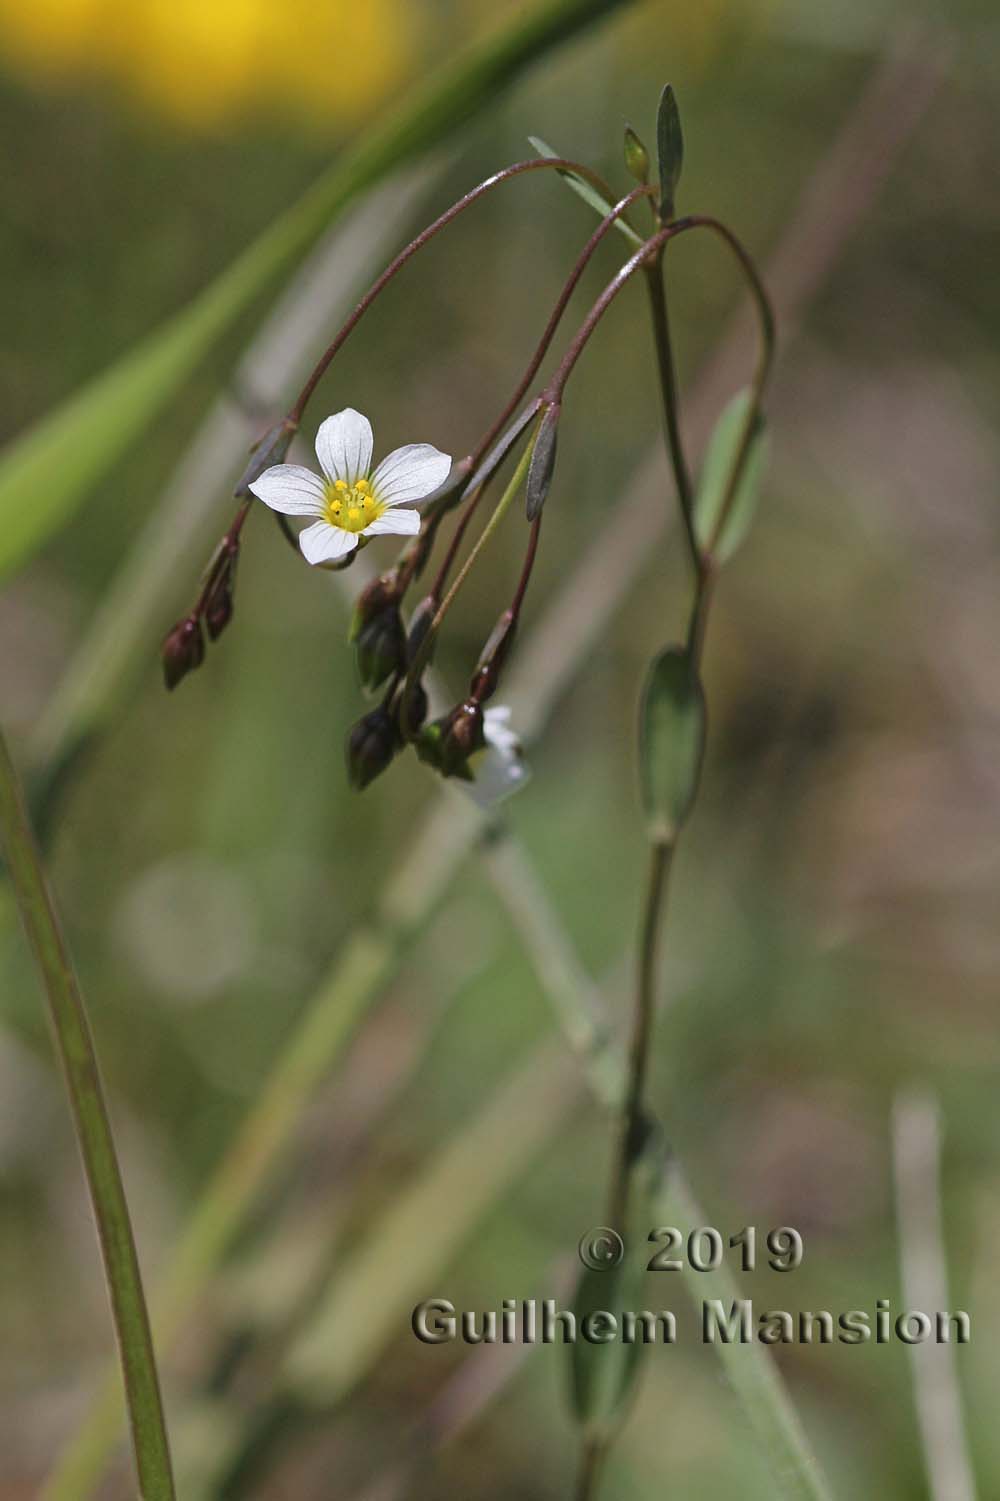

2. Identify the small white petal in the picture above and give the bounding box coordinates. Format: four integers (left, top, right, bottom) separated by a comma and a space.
249, 465, 327, 516
484, 705, 513, 735
371, 443, 451, 507
315, 409, 373, 485
364, 508, 421, 537
464, 706, 530, 809
298, 521, 359, 566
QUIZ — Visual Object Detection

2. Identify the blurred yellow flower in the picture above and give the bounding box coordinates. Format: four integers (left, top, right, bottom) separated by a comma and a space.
0, 0, 417, 130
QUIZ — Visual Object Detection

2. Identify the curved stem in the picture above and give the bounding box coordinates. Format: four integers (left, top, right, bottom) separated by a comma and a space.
288, 157, 632, 425
474, 184, 656, 464
684, 216, 775, 561
406, 185, 656, 603
402, 428, 538, 731
0, 730, 175, 1501
510, 515, 542, 620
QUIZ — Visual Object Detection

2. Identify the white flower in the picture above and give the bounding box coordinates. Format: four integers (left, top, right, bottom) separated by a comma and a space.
249, 408, 451, 566
465, 706, 530, 808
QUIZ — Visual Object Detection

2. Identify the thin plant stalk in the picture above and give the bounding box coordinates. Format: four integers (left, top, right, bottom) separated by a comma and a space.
574, 194, 775, 1501
605, 835, 673, 1232
0, 729, 175, 1501
402, 429, 539, 723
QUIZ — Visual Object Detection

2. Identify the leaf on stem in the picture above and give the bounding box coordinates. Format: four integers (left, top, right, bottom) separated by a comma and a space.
528, 137, 643, 246
656, 84, 683, 220
639, 645, 705, 840
525, 402, 559, 521
693, 388, 769, 562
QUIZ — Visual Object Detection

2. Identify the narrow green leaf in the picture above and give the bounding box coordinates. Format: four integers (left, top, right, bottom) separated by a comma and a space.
529, 136, 643, 246
0, 0, 633, 582
569, 1252, 650, 1437
693, 388, 769, 562
623, 124, 650, 184
656, 83, 683, 220
0, 730, 175, 1499
525, 400, 560, 520
639, 645, 706, 840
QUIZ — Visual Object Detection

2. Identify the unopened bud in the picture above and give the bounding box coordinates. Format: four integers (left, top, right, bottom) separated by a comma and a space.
204, 547, 239, 642
346, 706, 400, 791
348, 570, 401, 644
204, 589, 233, 641
406, 594, 438, 664
161, 617, 205, 691
470, 609, 517, 704
417, 700, 485, 781
235, 417, 297, 498
355, 606, 405, 692
624, 125, 650, 185
399, 679, 428, 738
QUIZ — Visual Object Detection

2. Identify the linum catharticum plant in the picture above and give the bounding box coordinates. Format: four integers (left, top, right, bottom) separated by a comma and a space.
162, 84, 774, 1498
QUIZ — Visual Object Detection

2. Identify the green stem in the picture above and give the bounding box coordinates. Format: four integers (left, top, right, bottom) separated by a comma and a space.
605, 835, 673, 1232
643, 254, 698, 567
0, 730, 175, 1501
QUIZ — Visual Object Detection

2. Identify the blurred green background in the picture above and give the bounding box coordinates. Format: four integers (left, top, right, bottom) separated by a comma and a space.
1, 0, 998, 1496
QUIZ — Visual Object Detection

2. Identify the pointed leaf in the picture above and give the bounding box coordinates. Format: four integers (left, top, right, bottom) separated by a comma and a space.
529, 137, 643, 246
526, 402, 560, 521
656, 84, 683, 219
569, 1257, 649, 1437
639, 645, 705, 840
693, 388, 769, 562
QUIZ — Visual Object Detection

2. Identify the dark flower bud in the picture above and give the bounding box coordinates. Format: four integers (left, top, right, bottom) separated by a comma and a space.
346, 705, 400, 791
204, 546, 239, 642
399, 679, 428, 739
234, 417, 297, 498
348, 570, 402, 644
161, 616, 205, 691
406, 594, 438, 664
469, 609, 517, 704
355, 607, 406, 692
204, 589, 233, 641
416, 700, 484, 782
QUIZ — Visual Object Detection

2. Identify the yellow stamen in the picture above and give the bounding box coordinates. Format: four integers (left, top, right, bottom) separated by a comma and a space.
325, 477, 385, 533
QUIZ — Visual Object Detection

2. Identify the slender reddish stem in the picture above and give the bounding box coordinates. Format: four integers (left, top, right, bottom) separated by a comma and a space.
288, 157, 631, 425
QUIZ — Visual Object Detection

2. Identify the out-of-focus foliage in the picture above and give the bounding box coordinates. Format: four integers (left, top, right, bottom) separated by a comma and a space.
0, 0, 416, 130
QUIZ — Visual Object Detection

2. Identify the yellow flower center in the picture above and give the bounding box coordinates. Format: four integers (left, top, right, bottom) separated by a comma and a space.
325, 476, 383, 533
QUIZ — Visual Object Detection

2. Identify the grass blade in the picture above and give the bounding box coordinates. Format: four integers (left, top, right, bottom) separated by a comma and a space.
0, 729, 175, 1500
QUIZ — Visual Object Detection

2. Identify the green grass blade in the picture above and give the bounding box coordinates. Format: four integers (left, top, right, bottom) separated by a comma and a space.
0, 0, 632, 582
655, 1166, 833, 1501
0, 728, 175, 1501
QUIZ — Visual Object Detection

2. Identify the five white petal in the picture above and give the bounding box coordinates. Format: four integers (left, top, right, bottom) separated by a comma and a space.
249, 408, 450, 566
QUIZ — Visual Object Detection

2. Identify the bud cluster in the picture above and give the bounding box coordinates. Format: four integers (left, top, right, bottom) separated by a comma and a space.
161, 530, 242, 692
